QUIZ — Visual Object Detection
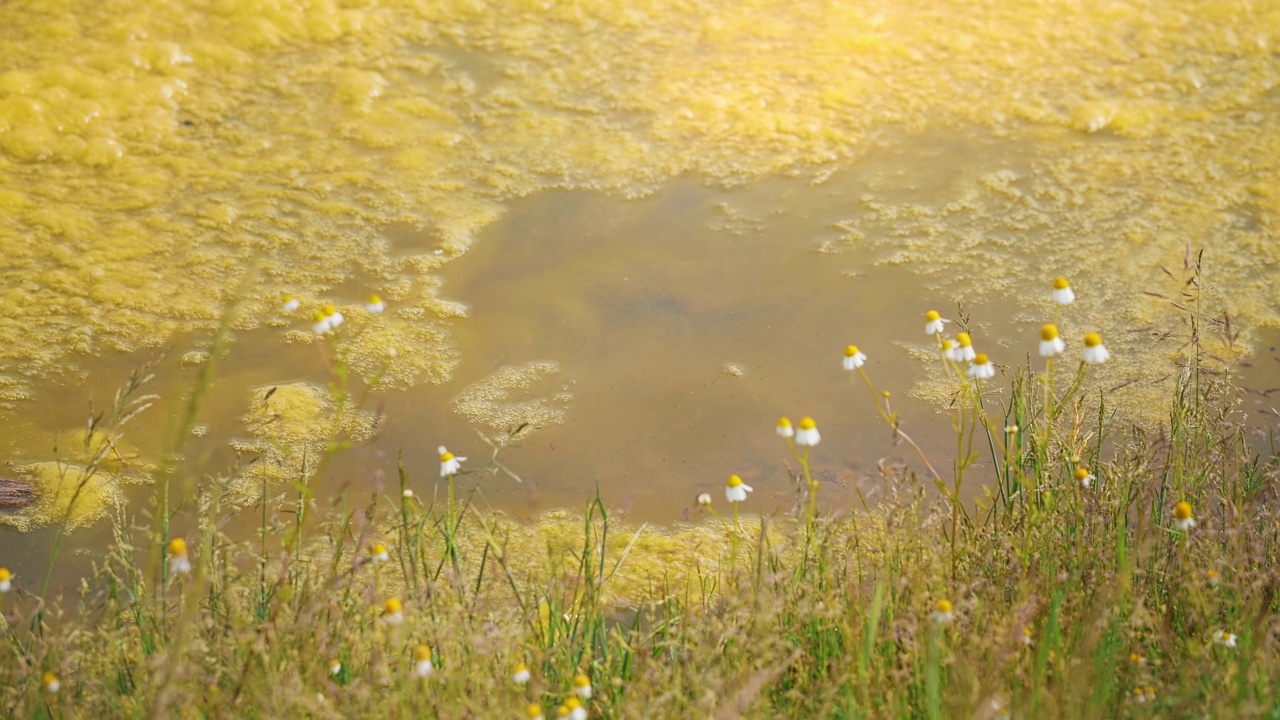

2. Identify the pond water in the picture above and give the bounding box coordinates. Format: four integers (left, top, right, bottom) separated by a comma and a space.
1, 1, 1278, 588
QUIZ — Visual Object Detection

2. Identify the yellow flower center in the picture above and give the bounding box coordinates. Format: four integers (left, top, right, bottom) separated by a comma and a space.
0, 568, 11, 581
973, 353, 989, 366
940, 339, 954, 349
384, 597, 403, 614
777, 417, 791, 428
798, 417, 816, 430
566, 698, 582, 709
726, 474, 743, 487
1053, 276, 1070, 290
313, 310, 327, 321
925, 310, 940, 321
322, 303, 337, 316
1129, 653, 1142, 663
574, 674, 590, 687
956, 332, 972, 347
844, 345, 860, 357
1074, 468, 1090, 481
168, 538, 188, 556
1083, 332, 1102, 348
440, 451, 454, 461
369, 294, 382, 304
1174, 501, 1193, 520
1041, 324, 1059, 341
415, 645, 431, 661
515, 663, 528, 673
42, 672, 57, 687
935, 599, 952, 613
372, 543, 387, 555
329, 659, 341, 669
527, 704, 544, 718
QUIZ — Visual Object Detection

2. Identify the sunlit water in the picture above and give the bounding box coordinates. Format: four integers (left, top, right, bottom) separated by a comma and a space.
2, 1, 1278, 590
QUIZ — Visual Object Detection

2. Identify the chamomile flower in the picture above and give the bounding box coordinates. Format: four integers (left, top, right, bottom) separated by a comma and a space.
930, 599, 955, 625
1173, 501, 1196, 531
527, 704, 546, 720
1039, 324, 1065, 357
574, 674, 593, 699
1206, 568, 1221, 587
366, 294, 386, 313
322, 304, 344, 330
402, 488, 414, 498
776, 417, 794, 438
559, 697, 588, 720
439, 446, 466, 477
939, 337, 959, 361
1213, 630, 1237, 648
328, 659, 342, 676
513, 662, 531, 685
370, 543, 389, 564
414, 645, 434, 677
795, 416, 820, 446
843, 345, 867, 370
968, 353, 995, 380
924, 310, 950, 335
725, 474, 752, 503
312, 311, 332, 334
1005, 424, 1019, 436
167, 538, 192, 575
282, 296, 300, 313
1021, 626, 1034, 647
696, 492, 712, 507
1075, 467, 1094, 490
43, 672, 59, 694
382, 597, 405, 625
0, 567, 11, 593
1131, 686, 1156, 704
1082, 333, 1110, 364
1052, 277, 1075, 305
955, 332, 977, 362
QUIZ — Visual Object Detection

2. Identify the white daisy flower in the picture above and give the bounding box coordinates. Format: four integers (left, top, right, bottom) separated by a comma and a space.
1082, 332, 1110, 364
312, 311, 333, 334
0, 567, 12, 593
1213, 631, 1237, 648
43, 672, 59, 695
725, 474, 752, 503
414, 645, 434, 677
1074, 467, 1094, 490
382, 597, 404, 625
574, 674, 593, 699
513, 663, 531, 684
843, 345, 867, 370
439, 446, 466, 477
1052, 277, 1075, 305
968, 353, 995, 380
776, 417, 794, 438
1021, 626, 1034, 647
402, 488, 414, 498
370, 543, 389, 564
940, 338, 959, 361
561, 698, 588, 720
924, 310, 950, 335
955, 332, 977, 362
366, 294, 386, 313
794, 417, 820, 447
1173, 501, 1196, 531
930, 599, 954, 625
282, 297, 300, 312
167, 538, 192, 575
328, 659, 342, 676
1039, 324, 1065, 357
696, 493, 712, 507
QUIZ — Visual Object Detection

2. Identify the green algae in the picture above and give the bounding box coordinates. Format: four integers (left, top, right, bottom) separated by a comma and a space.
452, 361, 572, 442
226, 382, 376, 505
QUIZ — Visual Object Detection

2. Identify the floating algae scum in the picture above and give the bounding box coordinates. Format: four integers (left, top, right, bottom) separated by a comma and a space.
0, 0, 1277, 642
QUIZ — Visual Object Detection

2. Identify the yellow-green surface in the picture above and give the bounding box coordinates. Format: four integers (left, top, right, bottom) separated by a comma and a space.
1, 0, 1277, 529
